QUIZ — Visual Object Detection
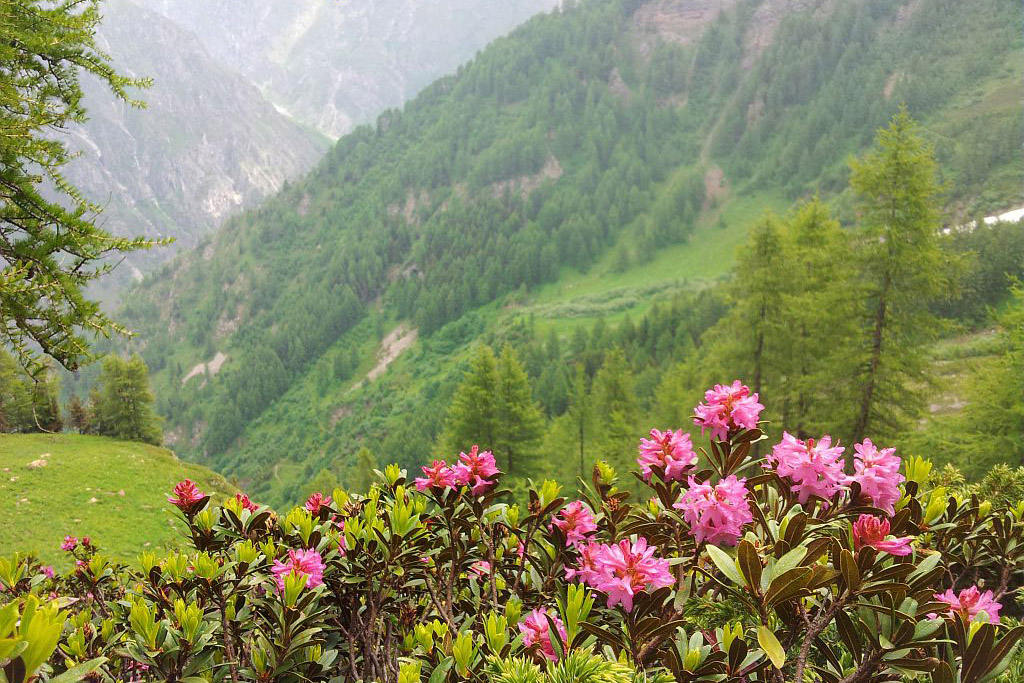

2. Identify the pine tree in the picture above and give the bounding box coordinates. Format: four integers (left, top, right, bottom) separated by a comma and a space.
591, 347, 638, 475
0, 349, 32, 431
92, 355, 163, 445
347, 447, 379, 495
494, 345, 544, 478
776, 198, 859, 438
0, 0, 156, 371
67, 395, 90, 433
443, 344, 501, 455
566, 363, 592, 484
702, 213, 788, 405
849, 109, 948, 441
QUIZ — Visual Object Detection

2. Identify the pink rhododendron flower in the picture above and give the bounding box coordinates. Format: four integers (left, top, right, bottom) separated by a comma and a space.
519, 608, 567, 661
469, 560, 491, 578
934, 586, 1002, 624
81, 536, 91, 547
304, 492, 332, 515
674, 475, 753, 547
414, 459, 457, 491
693, 381, 764, 441
41, 566, 54, 579
571, 538, 674, 612
235, 493, 259, 512
766, 433, 846, 505
452, 446, 500, 495
168, 479, 205, 511
853, 515, 913, 556
270, 549, 325, 593
637, 429, 697, 482
61, 536, 78, 552
848, 440, 904, 515
551, 501, 598, 546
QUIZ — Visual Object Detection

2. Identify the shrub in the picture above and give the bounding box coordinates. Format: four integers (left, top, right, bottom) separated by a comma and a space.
2, 380, 1024, 682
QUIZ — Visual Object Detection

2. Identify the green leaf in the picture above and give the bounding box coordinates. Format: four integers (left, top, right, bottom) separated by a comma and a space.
706, 545, 745, 586
757, 625, 786, 670
47, 658, 108, 683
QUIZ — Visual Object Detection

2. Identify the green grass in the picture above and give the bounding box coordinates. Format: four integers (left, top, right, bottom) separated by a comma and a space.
0, 434, 234, 566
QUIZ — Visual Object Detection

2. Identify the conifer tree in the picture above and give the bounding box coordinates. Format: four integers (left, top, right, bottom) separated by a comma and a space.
566, 363, 592, 484
92, 354, 163, 445
67, 395, 90, 434
347, 447, 379, 495
0, 349, 32, 431
591, 347, 638, 474
0, 0, 156, 371
494, 345, 544, 478
848, 109, 947, 441
443, 344, 501, 456
776, 198, 859, 438
702, 214, 788, 404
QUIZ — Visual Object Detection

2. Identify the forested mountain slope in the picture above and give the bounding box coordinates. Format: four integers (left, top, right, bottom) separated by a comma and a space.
133, 0, 562, 138
117, 0, 1022, 504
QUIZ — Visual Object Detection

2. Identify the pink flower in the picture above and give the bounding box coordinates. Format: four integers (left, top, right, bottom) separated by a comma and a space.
469, 560, 491, 578
61, 536, 78, 552
452, 446, 500, 495
81, 536, 91, 547
41, 566, 54, 579
304, 492, 332, 515
414, 459, 457, 491
674, 475, 753, 547
551, 501, 598, 547
693, 381, 764, 441
270, 549, 325, 593
934, 586, 1002, 624
637, 429, 697, 482
519, 608, 567, 661
766, 433, 846, 505
168, 479, 205, 511
853, 515, 913, 556
565, 541, 603, 584
848, 440, 904, 515
235, 493, 259, 512
572, 538, 674, 612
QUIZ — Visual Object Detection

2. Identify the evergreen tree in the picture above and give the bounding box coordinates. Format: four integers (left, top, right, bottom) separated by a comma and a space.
67, 395, 90, 434
0, 0, 155, 370
702, 214, 788, 404
776, 199, 859, 438
346, 447, 379, 495
591, 347, 638, 475
0, 349, 32, 431
849, 109, 948, 441
443, 344, 501, 455
494, 345, 544, 478
566, 363, 592, 485
92, 355, 163, 445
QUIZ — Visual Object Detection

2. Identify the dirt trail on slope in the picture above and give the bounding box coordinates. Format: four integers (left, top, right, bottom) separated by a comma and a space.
366, 324, 418, 382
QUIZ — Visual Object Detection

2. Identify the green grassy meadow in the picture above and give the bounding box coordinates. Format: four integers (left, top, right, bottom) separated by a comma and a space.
0, 434, 234, 565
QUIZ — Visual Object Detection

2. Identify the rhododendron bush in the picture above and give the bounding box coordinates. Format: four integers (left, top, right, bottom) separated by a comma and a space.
3, 383, 1024, 683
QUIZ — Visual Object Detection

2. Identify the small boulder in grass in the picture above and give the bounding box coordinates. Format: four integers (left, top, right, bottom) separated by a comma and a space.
26, 459, 47, 469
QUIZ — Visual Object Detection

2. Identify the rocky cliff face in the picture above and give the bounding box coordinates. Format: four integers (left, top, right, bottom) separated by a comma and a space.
67, 0, 328, 300
132, 0, 562, 138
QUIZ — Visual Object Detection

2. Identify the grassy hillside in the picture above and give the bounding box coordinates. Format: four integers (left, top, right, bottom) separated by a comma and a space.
108, 0, 1022, 505
0, 434, 234, 565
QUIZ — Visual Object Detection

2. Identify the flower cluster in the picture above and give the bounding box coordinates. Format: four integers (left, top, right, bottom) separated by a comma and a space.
674, 475, 753, 547
305, 492, 332, 515
848, 439, 905, 514
414, 446, 500, 495
934, 586, 1002, 624
852, 514, 913, 556
551, 501, 597, 547
568, 537, 674, 612
693, 380, 764, 441
167, 479, 205, 511
235, 492, 259, 512
518, 608, 567, 662
637, 428, 697, 481
61, 535, 78, 552
766, 432, 846, 505
270, 549, 326, 593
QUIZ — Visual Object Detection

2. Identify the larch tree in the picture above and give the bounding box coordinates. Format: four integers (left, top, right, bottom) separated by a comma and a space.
494, 344, 544, 478
443, 344, 501, 457
91, 354, 162, 445
0, 0, 158, 372
849, 109, 948, 442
